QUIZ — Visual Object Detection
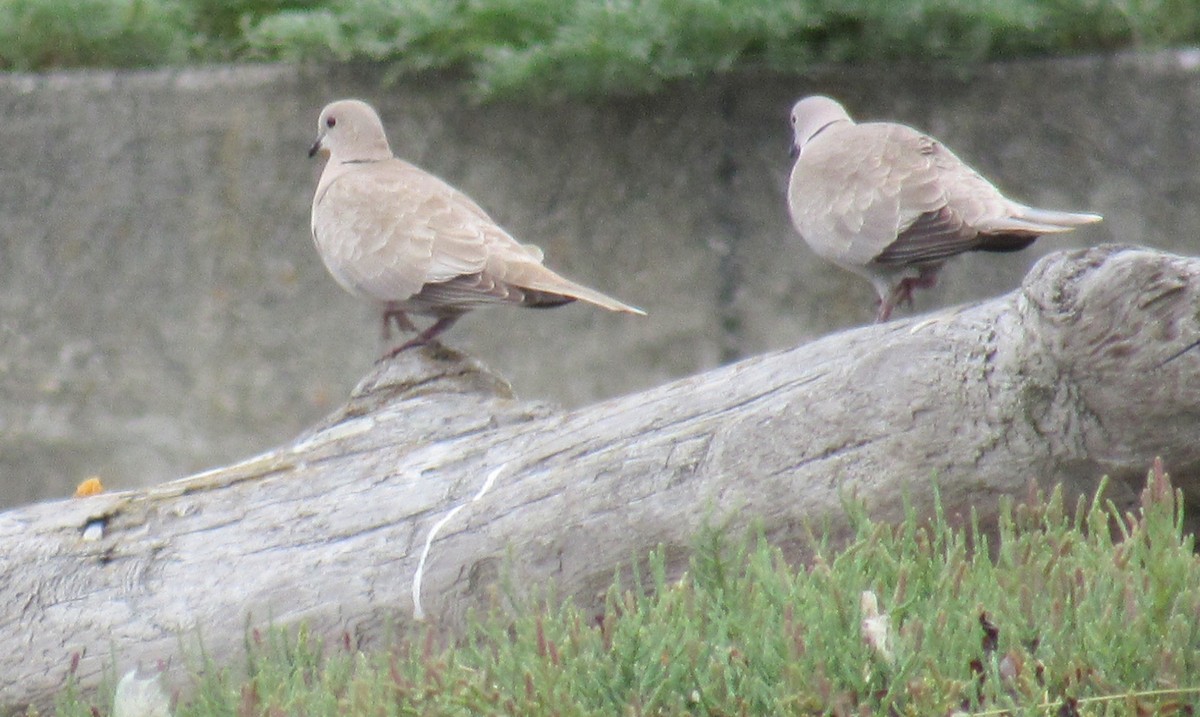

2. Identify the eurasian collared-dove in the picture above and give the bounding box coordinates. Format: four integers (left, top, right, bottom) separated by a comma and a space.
309, 99, 644, 355
787, 95, 1102, 323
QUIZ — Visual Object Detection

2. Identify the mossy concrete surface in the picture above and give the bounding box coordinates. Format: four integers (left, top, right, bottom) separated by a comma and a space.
1, 51, 1196, 506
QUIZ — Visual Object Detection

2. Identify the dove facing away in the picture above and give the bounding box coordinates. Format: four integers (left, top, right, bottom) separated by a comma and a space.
787, 95, 1102, 323
309, 99, 644, 355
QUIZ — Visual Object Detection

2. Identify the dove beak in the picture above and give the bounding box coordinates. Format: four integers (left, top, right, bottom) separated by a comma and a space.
308, 135, 324, 158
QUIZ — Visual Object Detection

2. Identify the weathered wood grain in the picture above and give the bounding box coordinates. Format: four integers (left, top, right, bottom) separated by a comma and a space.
3, 245, 1198, 712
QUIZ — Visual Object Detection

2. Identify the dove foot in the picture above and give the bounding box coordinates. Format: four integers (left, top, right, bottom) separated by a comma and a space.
876, 268, 941, 323
381, 315, 462, 358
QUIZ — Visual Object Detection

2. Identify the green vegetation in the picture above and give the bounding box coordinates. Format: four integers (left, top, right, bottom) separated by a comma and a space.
50, 465, 1200, 716
2, 0, 1200, 97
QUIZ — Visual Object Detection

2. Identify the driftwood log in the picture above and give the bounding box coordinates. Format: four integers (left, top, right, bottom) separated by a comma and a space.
3, 245, 1200, 711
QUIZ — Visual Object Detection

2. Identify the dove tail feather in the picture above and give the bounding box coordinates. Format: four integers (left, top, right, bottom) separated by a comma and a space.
1011, 205, 1104, 229
547, 282, 647, 315
977, 205, 1103, 239
507, 262, 646, 315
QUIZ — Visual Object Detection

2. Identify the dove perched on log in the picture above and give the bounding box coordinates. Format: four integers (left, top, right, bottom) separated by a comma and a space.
309, 99, 644, 355
786, 95, 1102, 323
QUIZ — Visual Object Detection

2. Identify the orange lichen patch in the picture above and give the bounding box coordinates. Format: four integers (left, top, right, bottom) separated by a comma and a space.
73, 477, 104, 498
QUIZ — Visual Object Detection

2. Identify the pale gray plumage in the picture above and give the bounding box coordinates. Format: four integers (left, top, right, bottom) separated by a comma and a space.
787, 95, 1102, 323
309, 99, 644, 354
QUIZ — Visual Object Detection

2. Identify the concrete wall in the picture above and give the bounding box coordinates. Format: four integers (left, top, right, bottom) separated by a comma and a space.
2, 51, 1197, 507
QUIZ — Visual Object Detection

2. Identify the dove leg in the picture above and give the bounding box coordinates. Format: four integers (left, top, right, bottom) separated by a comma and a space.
874, 297, 896, 323
384, 315, 462, 357
877, 281, 915, 322
381, 305, 418, 341
897, 270, 940, 307
876, 267, 941, 323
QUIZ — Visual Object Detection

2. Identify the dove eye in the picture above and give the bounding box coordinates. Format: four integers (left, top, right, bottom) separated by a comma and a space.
326, 116, 337, 128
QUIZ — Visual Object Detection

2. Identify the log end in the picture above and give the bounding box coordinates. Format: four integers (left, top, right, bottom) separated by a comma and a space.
339, 342, 518, 419
1021, 243, 1200, 496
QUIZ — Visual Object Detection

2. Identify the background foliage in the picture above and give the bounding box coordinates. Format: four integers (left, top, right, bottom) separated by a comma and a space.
2, 0, 1199, 97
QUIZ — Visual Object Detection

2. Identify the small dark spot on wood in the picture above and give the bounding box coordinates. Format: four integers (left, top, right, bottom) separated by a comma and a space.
466, 557, 500, 593
1103, 342, 1136, 359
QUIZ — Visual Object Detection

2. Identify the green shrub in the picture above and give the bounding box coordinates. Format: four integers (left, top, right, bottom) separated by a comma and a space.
4, 0, 1200, 97
0, 0, 190, 70
49, 465, 1200, 716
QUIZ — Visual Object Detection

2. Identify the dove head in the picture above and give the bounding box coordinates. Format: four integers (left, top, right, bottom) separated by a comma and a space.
309, 99, 393, 162
789, 95, 853, 156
